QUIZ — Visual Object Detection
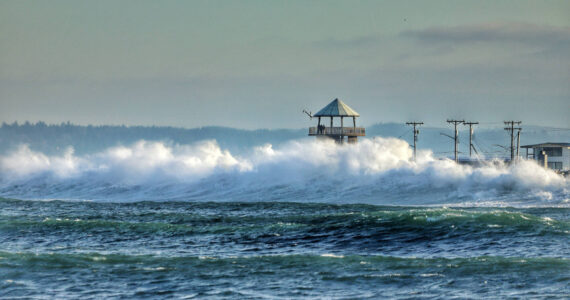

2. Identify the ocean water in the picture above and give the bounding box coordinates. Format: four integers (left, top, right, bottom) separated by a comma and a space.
0, 137, 569, 299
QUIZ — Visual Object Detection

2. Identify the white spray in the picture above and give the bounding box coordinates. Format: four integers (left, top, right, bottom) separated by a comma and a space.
0, 138, 567, 205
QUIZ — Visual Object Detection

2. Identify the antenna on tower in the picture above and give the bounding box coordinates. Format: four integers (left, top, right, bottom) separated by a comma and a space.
302, 109, 313, 119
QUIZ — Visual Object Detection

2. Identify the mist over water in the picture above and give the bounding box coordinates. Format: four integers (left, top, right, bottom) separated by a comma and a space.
0, 137, 567, 206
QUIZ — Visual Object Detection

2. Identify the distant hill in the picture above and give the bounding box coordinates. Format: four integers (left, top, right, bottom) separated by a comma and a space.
1, 121, 568, 159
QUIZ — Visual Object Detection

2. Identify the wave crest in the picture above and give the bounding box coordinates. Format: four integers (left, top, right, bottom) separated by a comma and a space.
0, 138, 567, 205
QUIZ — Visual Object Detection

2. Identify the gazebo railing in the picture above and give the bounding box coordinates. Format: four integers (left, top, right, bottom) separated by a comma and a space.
309, 127, 365, 136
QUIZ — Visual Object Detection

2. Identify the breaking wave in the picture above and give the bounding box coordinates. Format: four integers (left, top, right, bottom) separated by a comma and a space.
0, 138, 567, 205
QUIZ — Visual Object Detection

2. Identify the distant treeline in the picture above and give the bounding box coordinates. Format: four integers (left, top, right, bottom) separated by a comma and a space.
0, 121, 303, 155
1, 121, 568, 158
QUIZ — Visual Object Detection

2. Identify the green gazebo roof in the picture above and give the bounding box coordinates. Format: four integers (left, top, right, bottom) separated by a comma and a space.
314, 98, 360, 117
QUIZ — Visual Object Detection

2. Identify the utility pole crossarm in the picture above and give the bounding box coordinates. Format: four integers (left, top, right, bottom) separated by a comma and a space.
406, 122, 423, 161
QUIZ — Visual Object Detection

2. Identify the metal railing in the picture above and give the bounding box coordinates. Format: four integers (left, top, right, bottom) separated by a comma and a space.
309, 127, 365, 136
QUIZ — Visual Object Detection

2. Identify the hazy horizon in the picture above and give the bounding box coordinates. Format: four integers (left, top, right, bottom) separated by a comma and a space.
2, 119, 570, 131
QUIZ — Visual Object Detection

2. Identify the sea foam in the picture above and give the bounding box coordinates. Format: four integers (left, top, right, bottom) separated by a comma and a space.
0, 138, 567, 205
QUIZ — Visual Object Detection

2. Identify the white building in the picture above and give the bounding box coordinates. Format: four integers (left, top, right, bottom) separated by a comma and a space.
521, 142, 570, 171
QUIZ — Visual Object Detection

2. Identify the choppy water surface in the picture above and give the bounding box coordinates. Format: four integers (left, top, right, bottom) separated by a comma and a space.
1, 138, 569, 298
1, 199, 569, 299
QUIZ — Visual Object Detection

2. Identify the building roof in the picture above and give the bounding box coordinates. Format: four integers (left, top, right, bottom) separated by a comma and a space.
521, 142, 570, 148
314, 98, 360, 117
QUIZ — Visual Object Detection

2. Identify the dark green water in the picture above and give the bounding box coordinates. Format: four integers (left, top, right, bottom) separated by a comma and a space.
1, 198, 569, 299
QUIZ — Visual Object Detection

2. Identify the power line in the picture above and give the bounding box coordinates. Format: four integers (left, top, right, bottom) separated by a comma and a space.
396, 128, 412, 139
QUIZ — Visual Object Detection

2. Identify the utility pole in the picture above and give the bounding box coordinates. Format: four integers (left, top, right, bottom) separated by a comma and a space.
504, 121, 522, 163
516, 128, 522, 162
406, 122, 423, 161
447, 120, 464, 162
463, 121, 479, 158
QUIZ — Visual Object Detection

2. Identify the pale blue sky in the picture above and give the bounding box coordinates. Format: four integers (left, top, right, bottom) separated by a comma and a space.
1, 0, 569, 128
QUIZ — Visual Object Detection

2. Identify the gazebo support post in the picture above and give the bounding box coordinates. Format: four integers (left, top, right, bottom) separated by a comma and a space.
341, 117, 344, 143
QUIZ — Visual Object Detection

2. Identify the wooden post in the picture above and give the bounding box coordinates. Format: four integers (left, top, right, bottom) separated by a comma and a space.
516, 129, 521, 162
353, 117, 356, 129
330, 116, 333, 128
340, 117, 344, 143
